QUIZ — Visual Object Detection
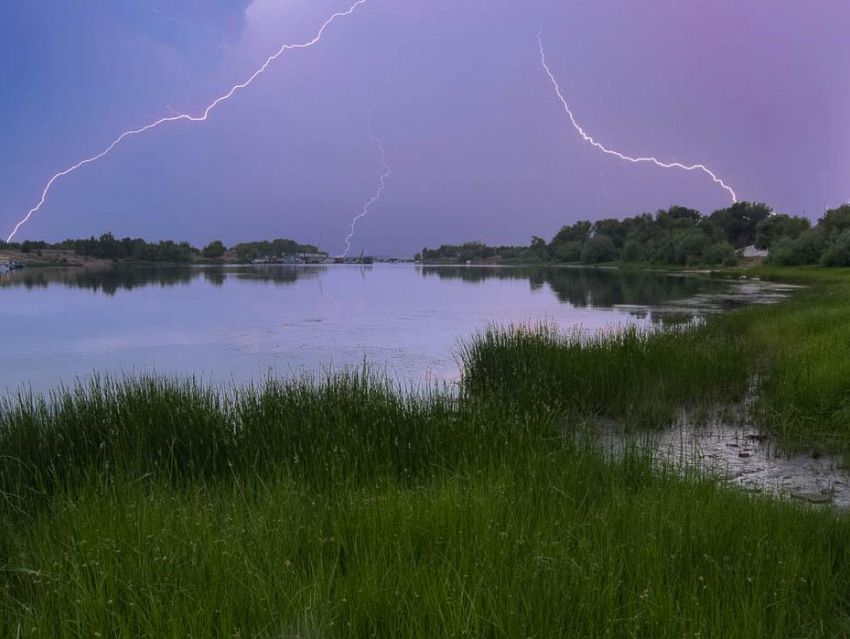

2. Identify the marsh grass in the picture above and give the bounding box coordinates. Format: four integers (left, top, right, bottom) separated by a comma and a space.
458, 322, 749, 427
1, 373, 850, 637
459, 271, 850, 453
0, 372, 554, 513
720, 278, 850, 449
4, 270, 850, 636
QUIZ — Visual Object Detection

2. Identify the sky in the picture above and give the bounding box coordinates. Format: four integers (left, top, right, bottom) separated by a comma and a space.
1, 0, 848, 255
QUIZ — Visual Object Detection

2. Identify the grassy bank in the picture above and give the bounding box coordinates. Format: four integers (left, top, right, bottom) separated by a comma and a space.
461, 267, 850, 451
3, 269, 850, 636
1, 369, 850, 636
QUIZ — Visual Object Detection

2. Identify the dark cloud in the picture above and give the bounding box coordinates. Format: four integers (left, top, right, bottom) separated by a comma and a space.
0, 1, 848, 254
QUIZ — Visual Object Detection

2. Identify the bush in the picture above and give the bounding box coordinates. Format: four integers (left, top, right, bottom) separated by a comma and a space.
202, 240, 226, 259
820, 230, 850, 267
621, 240, 643, 262
552, 241, 583, 262
703, 242, 738, 266
754, 214, 810, 250
648, 229, 710, 265
769, 230, 827, 266
580, 235, 617, 264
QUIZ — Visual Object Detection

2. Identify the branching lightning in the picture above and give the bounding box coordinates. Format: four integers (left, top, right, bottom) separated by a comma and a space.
342, 111, 391, 257
5, 0, 368, 242
537, 33, 738, 204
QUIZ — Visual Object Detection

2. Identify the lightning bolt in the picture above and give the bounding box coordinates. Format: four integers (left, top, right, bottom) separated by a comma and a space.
537, 32, 738, 204
342, 111, 391, 257
6, 0, 368, 243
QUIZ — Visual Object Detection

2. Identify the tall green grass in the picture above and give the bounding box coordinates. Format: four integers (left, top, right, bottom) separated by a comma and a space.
4, 270, 850, 636
1, 372, 849, 637
0, 372, 552, 513
460, 273, 850, 449
459, 323, 749, 426
722, 283, 850, 446
3, 459, 849, 638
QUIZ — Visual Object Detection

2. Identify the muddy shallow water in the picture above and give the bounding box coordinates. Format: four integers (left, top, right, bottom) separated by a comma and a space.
600, 419, 850, 509
603, 279, 850, 509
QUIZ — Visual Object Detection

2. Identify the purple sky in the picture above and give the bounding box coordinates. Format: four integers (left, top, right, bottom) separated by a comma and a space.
1, 0, 848, 255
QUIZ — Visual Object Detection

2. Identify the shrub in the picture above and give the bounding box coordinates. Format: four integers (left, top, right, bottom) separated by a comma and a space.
621, 240, 643, 262
580, 235, 617, 264
703, 242, 738, 266
820, 230, 850, 267
769, 230, 826, 266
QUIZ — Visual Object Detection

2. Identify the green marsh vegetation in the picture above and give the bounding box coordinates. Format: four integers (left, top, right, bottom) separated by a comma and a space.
461, 266, 850, 451
3, 269, 850, 636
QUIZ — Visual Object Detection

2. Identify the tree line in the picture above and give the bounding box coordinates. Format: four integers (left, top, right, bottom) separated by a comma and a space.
1, 234, 321, 263
419, 202, 850, 268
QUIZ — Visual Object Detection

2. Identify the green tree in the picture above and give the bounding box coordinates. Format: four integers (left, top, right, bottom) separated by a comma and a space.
551, 221, 592, 245
818, 205, 850, 236
769, 229, 827, 266
621, 240, 643, 263
703, 242, 737, 266
754, 214, 810, 249
707, 202, 772, 248
530, 236, 548, 260
655, 206, 702, 231
551, 241, 582, 262
820, 230, 850, 267
580, 235, 617, 264
202, 241, 226, 259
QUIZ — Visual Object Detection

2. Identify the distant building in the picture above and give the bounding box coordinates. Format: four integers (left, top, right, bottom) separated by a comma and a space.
741, 245, 768, 258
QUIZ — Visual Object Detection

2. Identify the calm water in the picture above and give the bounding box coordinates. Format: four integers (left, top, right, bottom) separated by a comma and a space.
0, 264, 785, 393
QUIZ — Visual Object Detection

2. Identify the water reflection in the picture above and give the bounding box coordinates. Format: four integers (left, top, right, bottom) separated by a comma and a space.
0, 265, 325, 296
0, 264, 756, 326
1, 264, 725, 307
0, 263, 791, 394
420, 266, 733, 320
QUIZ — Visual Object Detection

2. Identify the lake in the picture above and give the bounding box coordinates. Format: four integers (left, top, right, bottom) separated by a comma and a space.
0, 264, 790, 393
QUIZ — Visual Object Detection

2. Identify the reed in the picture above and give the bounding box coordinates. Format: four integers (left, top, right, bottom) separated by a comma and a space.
458, 322, 749, 426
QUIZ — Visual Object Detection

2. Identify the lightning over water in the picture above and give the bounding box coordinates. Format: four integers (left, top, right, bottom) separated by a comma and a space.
342, 112, 391, 257
5, 0, 368, 242
537, 33, 738, 204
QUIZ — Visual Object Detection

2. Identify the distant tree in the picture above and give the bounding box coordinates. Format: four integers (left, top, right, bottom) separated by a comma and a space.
707, 202, 772, 248
202, 240, 226, 259
551, 221, 592, 245
703, 242, 738, 266
592, 218, 628, 248
621, 240, 643, 263
551, 241, 582, 263
818, 205, 850, 237
754, 214, 810, 249
232, 239, 321, 261
655, 206, 702, 231
819, 230, 850, 267
651, 229, 710, 265
769, 229, 827, 266
530, 236, 548, 260
580, 235, 617, 264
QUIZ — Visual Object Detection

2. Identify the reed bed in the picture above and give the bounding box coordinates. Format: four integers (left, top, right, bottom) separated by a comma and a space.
458, 322, 749, 426
0, 370, 849, 637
